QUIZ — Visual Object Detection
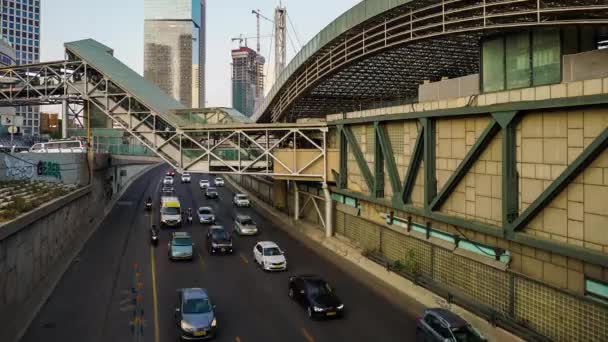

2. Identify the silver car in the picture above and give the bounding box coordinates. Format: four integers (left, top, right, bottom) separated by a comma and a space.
168, 232, 194, 260
233, 194, 250, 207
175, 288, 217, 340
233, 215, 258, 235
198, 207, 215, 224
214, 177, 225, 187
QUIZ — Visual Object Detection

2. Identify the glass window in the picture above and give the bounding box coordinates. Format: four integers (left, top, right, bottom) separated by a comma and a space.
586, 278, 608, 304
482, 37, 505, 92
506, 32, 531, 89
532, 29, 561, 86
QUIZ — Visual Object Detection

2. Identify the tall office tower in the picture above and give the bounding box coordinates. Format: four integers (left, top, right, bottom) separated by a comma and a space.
144, 0, 206, 108
231, 46, 264, 118
0, 37, 16, 135
0, 0, 41, 135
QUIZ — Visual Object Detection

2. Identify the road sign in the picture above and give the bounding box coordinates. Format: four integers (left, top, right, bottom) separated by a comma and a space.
1, 114, 23, 127
8, 125, 18, 134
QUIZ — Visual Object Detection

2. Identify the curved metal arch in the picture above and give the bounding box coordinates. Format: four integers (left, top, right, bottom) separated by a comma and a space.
254, 0, 608, 123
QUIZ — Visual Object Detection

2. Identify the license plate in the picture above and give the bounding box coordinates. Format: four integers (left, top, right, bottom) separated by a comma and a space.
194, 331, 206, 337
326, 312, 337, 316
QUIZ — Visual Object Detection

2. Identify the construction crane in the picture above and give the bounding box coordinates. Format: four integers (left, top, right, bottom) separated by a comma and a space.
231, 34, 273, 49
251, 9, 273, 54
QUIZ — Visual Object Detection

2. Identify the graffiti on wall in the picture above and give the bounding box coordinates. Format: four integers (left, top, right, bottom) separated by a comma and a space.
3, 155, 36, 180
37, 161, 62, 180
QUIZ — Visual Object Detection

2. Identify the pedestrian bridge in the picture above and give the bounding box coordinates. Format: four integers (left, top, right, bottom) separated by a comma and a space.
0, 39, 337, 181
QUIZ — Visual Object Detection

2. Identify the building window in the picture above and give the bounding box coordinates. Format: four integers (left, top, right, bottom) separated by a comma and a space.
532, 29, 561, 86
585, 278, 608, 304
506, 32, 531, 89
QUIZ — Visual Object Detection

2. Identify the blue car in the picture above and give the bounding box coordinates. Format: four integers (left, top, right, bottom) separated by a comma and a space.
175, 288, 218, 340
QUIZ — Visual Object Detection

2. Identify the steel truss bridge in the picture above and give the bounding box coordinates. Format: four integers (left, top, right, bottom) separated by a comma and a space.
0, 40, 331, 181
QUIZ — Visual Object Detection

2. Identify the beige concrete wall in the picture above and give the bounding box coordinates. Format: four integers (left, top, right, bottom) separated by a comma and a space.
563, 48, 608, 83
518, 108, 608, 254
436, 116, 503, 226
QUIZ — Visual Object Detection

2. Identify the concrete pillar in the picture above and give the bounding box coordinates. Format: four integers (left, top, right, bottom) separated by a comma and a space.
272, 179, 288, 210
62, 100, 68, 139
323, 183, 333, 238
294, 180, 299, 221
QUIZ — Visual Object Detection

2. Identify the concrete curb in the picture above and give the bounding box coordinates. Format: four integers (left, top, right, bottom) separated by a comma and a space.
5, 163, 161, 342
225, 176, 524, 342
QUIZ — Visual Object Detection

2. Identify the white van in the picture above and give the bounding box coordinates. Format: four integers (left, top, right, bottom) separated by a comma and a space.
29, 140, 86, 153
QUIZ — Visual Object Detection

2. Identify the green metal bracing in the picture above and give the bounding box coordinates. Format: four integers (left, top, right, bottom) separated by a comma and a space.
338, 125, 348, 189
421, 118, 437, 211
511, 127, 608, 232
342, 125, 374, 194
375, 123, 403, 203
374, 124, 385, 198
402, 126, 424, 204
430, 118, 500, 211
327, 93, 608, 126
493, 111, 520, 238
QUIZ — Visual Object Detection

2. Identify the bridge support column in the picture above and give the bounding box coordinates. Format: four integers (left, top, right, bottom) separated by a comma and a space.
293, 181, 299, 221
323, 183, 333, 238
62, 100, 68, 139
272, 180, 288, 210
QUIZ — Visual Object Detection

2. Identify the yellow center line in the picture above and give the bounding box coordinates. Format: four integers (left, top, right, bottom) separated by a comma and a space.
239, 253, 249, 264
198, 253, 205, 272
300, 327, 315, 342
150, 246, 160, 342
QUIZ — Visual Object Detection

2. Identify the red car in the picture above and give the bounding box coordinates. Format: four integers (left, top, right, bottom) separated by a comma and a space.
166, 169, 175, 177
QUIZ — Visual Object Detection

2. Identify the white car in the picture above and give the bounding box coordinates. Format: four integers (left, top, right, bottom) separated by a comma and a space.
163, 176, 174, 186
199, 179, 210, 189
234, 215, 258, 235
233, 194, 250, 207
181, 173, 191, 183
253, 241, 287, 271
214, 177, 225, 186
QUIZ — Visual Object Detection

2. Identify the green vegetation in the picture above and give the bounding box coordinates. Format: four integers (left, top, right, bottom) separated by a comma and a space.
0, 181, 77, 223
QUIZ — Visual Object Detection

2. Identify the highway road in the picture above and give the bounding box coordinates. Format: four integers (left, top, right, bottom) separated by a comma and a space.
22, 166, 419, 342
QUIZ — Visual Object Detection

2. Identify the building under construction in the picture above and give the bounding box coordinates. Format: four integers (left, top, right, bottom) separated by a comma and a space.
231, 46, 265, 118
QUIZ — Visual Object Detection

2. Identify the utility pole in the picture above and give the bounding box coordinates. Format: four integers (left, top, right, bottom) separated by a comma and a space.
274, 4, 287, 81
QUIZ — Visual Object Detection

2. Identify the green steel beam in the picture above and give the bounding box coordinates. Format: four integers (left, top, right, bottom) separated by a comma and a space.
512, 233, 608, 268
375, 122, 402, 201
421, 118, 437, 211
342, 125, 374, 194
430, 119, 500, 211
374, 127, 385, 198
493, 111, 520, 239
327, 93, 608, 126
338, 125, 347, 189
511, 127, 608, 232
402, 126, 424, 204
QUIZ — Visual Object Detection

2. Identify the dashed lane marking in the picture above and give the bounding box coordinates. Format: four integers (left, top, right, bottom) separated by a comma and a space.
235, 337, 242, 342
300, 327, 315, 342
198, 253, 205, 272
239, 253, 249, 264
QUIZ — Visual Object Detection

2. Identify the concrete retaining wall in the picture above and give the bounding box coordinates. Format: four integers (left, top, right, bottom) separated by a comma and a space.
0, 155, 160, 342
1, 152, 87, 185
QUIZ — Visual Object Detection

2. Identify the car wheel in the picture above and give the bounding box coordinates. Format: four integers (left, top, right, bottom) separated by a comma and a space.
307, 306, 314, 319
288, 287, 294, 299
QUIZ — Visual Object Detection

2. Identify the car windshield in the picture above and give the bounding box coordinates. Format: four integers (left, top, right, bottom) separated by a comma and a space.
216, 178, 223, 181
201, 180, 208, 183
237, 195, 248, 200
263, 247, 282, 256
182, 298, 211, 314
241, 218, 254, 225
172, 238, 192, 246
308, 281, 332, 296
199, 208, 212, 215
207, 188, 217, 192
211, 230, 229, 240
161, 207, 180, 215
452, 325, 484, 342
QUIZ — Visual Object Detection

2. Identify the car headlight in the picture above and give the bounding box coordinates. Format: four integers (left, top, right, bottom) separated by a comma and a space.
337, 304, 344, 310
180, 320, 195, 332
212, 243, 218, 248
211, 318, 217, 328
313, 306, 324, 312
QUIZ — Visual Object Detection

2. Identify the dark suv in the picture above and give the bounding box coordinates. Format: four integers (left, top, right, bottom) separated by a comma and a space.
206, 226, 233, 255
288, 275, 344, 319
416, 308, 486, 341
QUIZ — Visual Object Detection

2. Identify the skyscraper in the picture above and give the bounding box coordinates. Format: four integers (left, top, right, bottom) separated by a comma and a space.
0, 0, 41, 135
231, 46, 264, 118
144, 0, 206, 108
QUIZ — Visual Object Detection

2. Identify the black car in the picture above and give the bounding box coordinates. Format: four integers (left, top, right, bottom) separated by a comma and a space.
205, 187, 219, 199
206, 226, 233, 255
416, 308, 486, 342
288, 275, 344, 319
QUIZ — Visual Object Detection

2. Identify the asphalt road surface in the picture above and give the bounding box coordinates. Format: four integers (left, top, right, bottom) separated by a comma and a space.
22, 166, 418, 342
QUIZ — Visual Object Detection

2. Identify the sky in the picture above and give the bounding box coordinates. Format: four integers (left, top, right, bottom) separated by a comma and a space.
41, 0, 360, 108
